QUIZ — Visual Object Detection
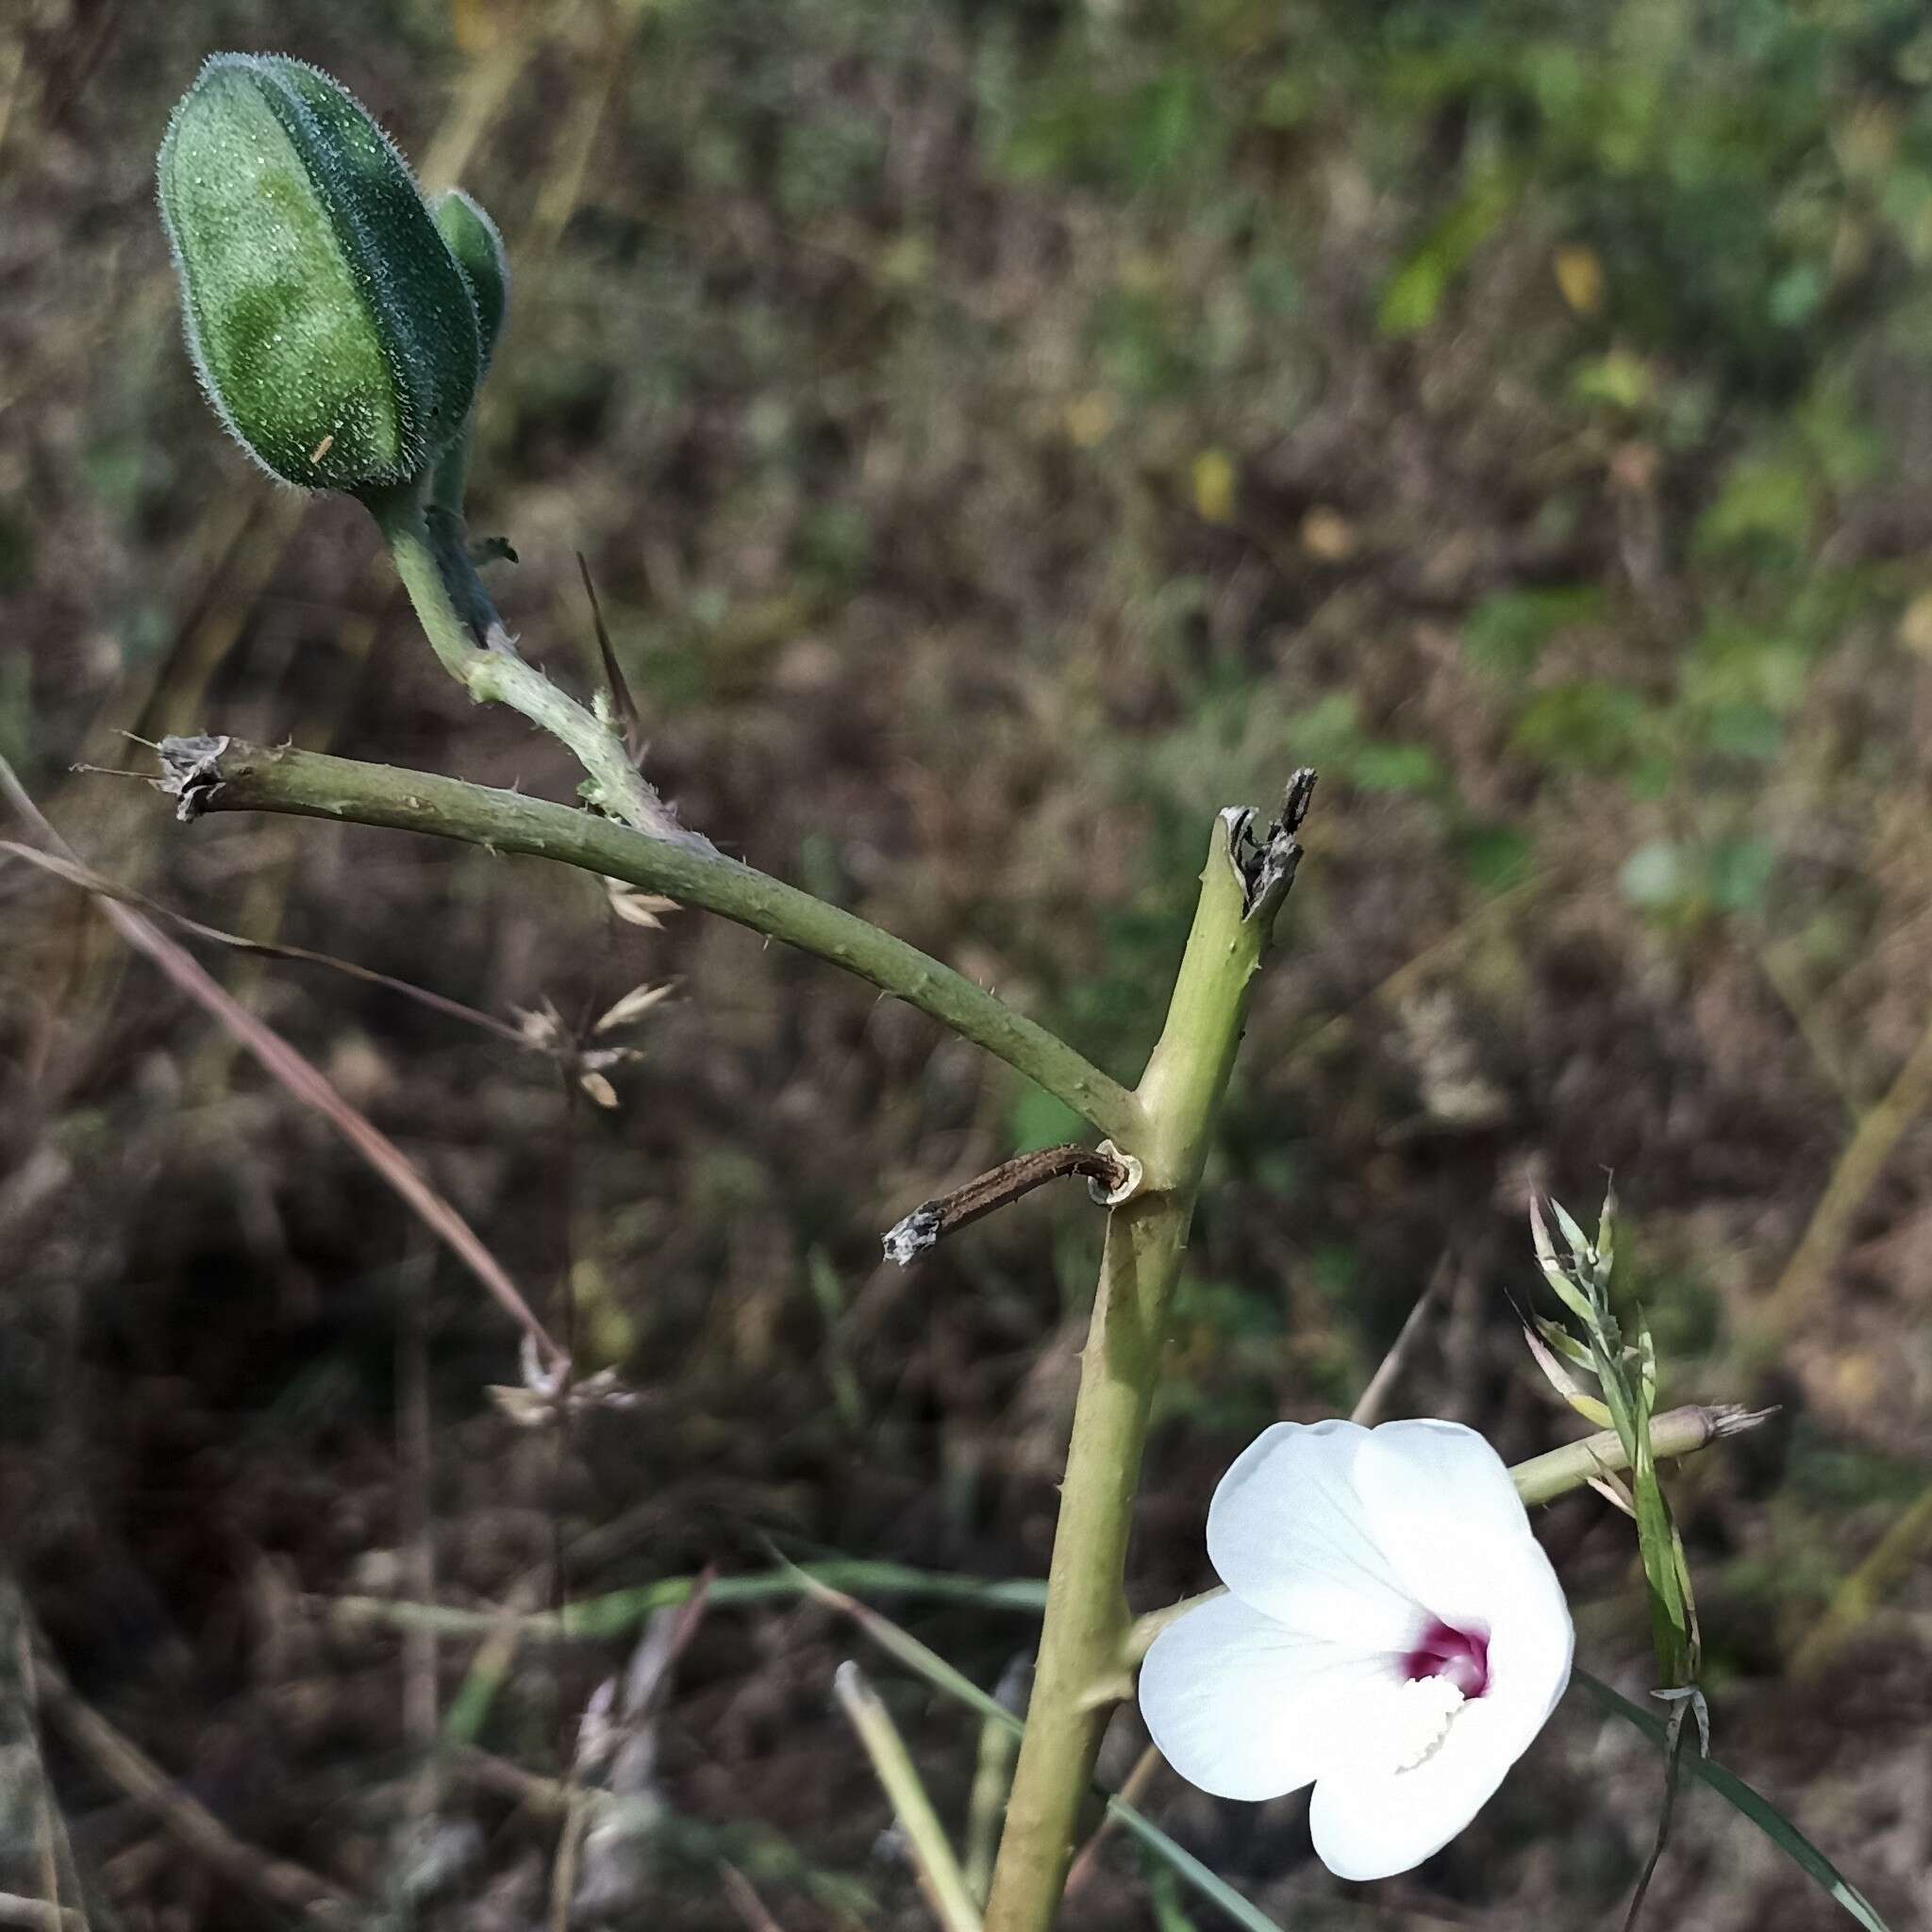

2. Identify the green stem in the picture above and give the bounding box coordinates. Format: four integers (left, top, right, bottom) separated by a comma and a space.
369, 491, 702, 846
155, 737, 1140, 1145
982, 819, 1267, 1932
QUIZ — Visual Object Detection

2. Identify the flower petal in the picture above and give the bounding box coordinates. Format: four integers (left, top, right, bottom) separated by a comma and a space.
1353, 1421, 1545, 1630
1472, 1527, 1573, 1746
1139, 1591, 1396, 1801
1206, 1421, 1430, 1649
1307, 1674, 1560, 1879
1306, 1501, 1574, 1881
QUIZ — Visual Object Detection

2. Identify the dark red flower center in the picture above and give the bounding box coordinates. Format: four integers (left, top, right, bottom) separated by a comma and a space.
1405, 1619, 1490, 1699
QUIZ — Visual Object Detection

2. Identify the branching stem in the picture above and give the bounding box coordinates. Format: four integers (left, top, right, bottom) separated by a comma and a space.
152, 737, 1141, 1146
369, 491, 704, 848
152, 481, 1307, 1932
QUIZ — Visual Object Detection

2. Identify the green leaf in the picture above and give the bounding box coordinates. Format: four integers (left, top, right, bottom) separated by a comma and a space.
1704, 702, 1787, 760
1631, 1398, 1695, 1683
1706, 837, 1776, 916
1572, 1671, 1892, 1932
1531, 1197, 1598, 1329
1535, 1314, 1600, 1374
1377, 252, 1450, 337
1457, 823, 1535, 889
1571, 348, 1654, 411
1697, 456, 1819, 560
1549, 1194, 1593, 1267
1350, 741, 1446, 795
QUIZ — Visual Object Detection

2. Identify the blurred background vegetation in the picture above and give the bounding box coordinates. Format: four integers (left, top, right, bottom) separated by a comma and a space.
4, 0, 1931, 1924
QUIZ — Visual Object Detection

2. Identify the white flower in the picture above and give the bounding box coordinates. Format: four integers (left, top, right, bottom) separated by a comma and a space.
1138, 1418, 1574, 1882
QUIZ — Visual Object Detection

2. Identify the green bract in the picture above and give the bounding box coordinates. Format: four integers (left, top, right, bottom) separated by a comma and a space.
433, 190, 509, 372
158, 53, 480, 494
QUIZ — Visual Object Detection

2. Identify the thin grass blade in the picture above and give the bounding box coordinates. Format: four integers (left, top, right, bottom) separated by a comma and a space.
1572, 1670, 1891, 1932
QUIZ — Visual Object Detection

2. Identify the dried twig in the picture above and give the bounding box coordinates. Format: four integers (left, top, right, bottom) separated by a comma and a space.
32, 1651, 352, 1922
716, 1862, 786, 1932
567, 1591, 708, 1921
399, 1267, 440, 1764
0, 1897, 87, 1931
1790, 1477, 1932, 1681
0, 838, 531, 1048
883, 1144, 1137, 1267
1348, 1261, 1447, 1429
0, 1584, 87, 1932
1623, 1707, 1690, 1932
962, 1659, 1028, 1907
546, 1791, 588, 1932
1061, 1743, 1159, 1901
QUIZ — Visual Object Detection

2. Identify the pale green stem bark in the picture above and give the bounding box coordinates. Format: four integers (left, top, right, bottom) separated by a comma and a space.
154, 737, 1140, 1145
981, 821, 1269, 1932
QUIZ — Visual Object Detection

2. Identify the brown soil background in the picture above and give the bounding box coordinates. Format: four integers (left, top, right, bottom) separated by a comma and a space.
3, 3, 1929, 1927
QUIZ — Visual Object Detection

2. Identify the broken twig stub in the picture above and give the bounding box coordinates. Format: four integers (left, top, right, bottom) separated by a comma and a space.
155, 733, 232, 822
882, 1142, 1137, 1267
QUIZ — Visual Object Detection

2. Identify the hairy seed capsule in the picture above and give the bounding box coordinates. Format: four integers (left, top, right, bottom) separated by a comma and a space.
432, 190, 510, 373
158, 53, 480, 493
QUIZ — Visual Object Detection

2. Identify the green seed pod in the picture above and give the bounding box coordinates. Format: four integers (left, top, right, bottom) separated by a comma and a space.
158, 53, 480, 494
432, 190, 509, 373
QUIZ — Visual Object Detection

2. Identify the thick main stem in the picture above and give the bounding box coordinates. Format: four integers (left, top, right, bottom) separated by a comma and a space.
983, 821, 1268, 1932
153, 738, 1140, 1146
